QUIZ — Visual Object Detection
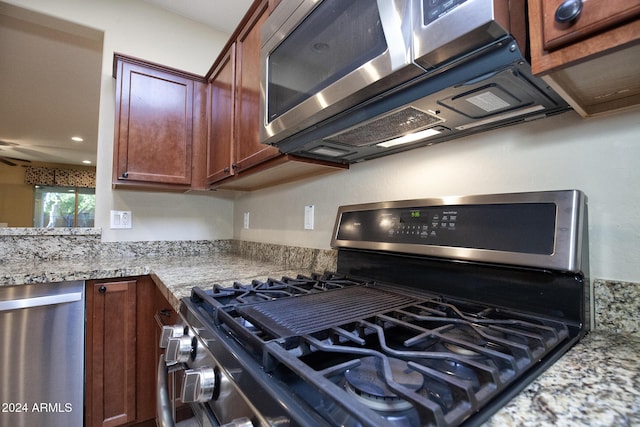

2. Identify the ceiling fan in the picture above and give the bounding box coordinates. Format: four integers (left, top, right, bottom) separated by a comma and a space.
0, 140, 31, 167
0, 156, 31, 167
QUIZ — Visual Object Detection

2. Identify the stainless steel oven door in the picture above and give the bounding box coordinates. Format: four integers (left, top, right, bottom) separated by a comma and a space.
260, 0, 420, 146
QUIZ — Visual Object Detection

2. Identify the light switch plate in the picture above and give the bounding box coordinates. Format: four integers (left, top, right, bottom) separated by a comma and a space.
304, 205, 314, 230
110, 210, 132, 229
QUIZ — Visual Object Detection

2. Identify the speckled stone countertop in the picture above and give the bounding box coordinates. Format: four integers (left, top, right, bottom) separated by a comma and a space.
485, 332, 640, 426
0, 235, 638, 426
0, 253, 323, 311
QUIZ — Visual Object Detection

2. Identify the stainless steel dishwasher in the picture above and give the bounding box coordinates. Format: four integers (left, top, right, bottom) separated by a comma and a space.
0, 280, 85, 427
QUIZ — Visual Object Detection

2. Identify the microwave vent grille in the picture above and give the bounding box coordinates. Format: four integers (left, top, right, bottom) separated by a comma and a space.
325, 107, 444, 146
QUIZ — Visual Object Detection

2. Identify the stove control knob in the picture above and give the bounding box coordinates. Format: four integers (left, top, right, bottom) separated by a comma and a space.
159, 324, 185, 349
182, 366, 217, 403
165, 335, 193, 365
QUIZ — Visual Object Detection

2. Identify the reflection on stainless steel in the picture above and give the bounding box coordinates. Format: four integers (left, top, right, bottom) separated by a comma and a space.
0, 281, 85, 427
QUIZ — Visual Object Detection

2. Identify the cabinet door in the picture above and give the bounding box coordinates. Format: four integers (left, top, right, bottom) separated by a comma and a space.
234, 0, 280, 171
86, 280, 137, 427
541, 0, 640, 50
114, 59, 194, 185
207, 44, 236, 183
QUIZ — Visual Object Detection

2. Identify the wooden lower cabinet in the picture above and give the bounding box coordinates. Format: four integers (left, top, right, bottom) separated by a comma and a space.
86, 276, 176, 427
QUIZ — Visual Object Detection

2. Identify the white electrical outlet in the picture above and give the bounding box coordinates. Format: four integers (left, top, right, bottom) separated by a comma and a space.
110, 210, 132, 229
304, 205, 314, 230
243, 212, 250, 229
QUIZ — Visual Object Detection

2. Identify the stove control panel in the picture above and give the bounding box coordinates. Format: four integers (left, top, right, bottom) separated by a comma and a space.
334, 202, 556, 254
331, 190, 587, 272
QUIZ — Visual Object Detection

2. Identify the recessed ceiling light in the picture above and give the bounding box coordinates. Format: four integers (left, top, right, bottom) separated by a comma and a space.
71, 136, 84, 142
82, 160, 92, 164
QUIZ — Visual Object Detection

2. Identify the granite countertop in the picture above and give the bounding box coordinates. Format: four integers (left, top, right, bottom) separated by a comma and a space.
485, 332, 640, 426
0, 254, 312, 311
1, 253, 638, 426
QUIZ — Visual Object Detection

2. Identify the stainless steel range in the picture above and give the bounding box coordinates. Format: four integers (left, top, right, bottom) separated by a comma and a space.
157, 189, 589, 427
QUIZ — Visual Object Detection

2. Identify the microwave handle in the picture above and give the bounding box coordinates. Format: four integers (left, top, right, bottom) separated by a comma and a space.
376, 0, 411, 69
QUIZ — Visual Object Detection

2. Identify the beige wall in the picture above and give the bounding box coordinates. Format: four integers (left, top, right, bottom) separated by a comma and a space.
4, 0, 236, 242
0, 163, 33, 226
232, 108, 640, 283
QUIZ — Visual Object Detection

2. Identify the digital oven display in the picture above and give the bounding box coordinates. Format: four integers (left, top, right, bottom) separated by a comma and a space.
336, 202, 557, 254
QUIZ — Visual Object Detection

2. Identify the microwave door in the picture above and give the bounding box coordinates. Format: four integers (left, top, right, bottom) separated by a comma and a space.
261, 0, 421, 146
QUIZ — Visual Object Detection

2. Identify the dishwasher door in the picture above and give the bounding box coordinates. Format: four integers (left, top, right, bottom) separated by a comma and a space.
0, 281, 85, 427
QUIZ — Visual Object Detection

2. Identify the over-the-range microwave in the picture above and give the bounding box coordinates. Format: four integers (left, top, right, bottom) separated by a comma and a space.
259, 0, 569, 163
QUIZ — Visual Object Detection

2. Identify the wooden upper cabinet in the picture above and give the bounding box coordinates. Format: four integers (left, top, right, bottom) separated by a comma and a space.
234, 0, 279, 171
206, 0, 279, 186
207, 44, 236, 183
113, 55, 207, 190
528, 0, 640, 116
111, 0, 346, 193
205, 0, 346, 190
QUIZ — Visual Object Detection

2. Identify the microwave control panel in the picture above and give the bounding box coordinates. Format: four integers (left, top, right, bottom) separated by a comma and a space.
423, 0, 471, 26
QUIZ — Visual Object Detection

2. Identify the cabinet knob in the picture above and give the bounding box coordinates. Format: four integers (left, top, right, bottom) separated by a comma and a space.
98, 285, 106, 294
555, 0, 582, 23
121, 172, 129, 179
223, 167, 229, 174
231, 163, 238, 170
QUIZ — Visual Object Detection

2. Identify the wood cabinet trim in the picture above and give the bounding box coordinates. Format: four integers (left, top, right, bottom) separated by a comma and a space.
113, 53, 206, 82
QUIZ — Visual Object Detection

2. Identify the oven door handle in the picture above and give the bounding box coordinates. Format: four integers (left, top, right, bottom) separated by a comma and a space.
157, 354, 176, 427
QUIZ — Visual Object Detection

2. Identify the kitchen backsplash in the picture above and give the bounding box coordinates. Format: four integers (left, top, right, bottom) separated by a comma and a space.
594, 280, 640, 335
0, 227, 231, 261
0, 228, 636, 334
231, 239, 337, 273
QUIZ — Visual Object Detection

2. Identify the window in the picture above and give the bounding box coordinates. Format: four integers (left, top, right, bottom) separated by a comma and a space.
33, 186, 95, 227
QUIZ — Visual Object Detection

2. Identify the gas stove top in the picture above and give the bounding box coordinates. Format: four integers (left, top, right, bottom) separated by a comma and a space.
159, 190, 589, 427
